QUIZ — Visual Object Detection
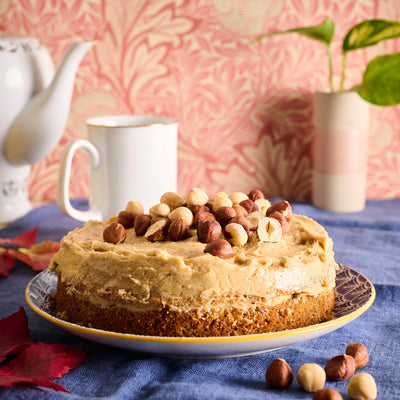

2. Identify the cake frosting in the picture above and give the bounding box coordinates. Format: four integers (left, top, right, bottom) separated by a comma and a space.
49, 188, 337, 337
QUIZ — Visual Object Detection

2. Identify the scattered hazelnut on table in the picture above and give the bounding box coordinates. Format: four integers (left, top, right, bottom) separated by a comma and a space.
313, 388, 343, 400
347, 372, 377, 400
265, 358, 294, 389
103, 222, 127, 244
204, 238, 234, 259
345, 342, 369, 369
296, 363, 326, 392
325, 354, 356, 381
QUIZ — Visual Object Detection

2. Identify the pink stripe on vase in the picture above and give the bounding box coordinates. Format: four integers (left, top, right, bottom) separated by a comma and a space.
313, 130, 368, 174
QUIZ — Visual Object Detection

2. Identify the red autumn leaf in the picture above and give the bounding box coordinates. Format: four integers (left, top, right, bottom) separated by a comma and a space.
8, 240, 60, 272
0, 251, 15, 277
0, 227, 38, 248
0, 342, 86, 392
0, 307, 34, 362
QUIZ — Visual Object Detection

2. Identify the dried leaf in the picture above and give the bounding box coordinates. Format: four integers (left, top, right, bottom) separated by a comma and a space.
0, 307, 34, 362
0, 227, 38, 248
0, 251, 15, 277
0, 342, 86, 392
11, 241, 60, 271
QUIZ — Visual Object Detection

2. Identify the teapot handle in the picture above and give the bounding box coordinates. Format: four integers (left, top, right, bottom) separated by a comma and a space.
57, 139, 101, 221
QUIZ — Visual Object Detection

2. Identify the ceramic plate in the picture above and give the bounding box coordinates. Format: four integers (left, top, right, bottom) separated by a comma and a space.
25, 264, 375, 358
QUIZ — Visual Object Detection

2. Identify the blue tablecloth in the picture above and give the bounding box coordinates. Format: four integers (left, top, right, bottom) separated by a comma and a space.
0, 200, 399, 399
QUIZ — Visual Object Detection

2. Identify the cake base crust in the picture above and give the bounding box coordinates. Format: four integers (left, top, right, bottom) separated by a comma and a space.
54, 280, 335, 337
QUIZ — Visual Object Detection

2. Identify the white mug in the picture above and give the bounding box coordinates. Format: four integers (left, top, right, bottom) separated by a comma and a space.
57, 115, 178, 221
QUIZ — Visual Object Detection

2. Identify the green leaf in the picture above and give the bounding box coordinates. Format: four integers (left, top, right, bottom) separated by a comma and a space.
353, 52, 400, 106
251, 17, 334, 45
343, 19, 400, 53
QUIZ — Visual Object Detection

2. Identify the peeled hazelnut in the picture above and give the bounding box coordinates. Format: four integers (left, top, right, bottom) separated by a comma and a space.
168, 218, 192, 241
213, 191, 228, 199
149, 203, 170, 218
193, 211, 216, 228
346, 343, 369, 369
186, 187, 208, 207
125, 200, 144, 215
229, 215, 250, 233
265, 358, 293, 389
212, 195, 233, 211
313, 388, 343, 400
134, 214, 152, 236
248, 188, 265, 201
255, 198, 271, 214
224, 223, 248, 247
232, 204, 248, 217
204, 238, 234, 259
214, 206, 236, 227
239, 199, 259, 214
228, 191, 248, 205
268, 210, 290, 232
325, 354, 356, 381
257, 217, 282, 242
168, 206, 194, 227
197, 220, 222, 243
297, 363, 326, 392
103, 222, 127, 244
160, 191, 184, 211
145, 219, 169, 242
347, 373, 377, 400
117, 210, 137, 229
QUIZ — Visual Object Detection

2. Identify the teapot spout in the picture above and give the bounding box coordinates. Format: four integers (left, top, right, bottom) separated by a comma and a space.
4, 40, 94, 166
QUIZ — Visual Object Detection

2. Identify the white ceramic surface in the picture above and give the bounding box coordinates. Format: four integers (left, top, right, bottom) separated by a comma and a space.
26, 264, 375, 358
0, 36, 92, 224
57, 115, 178, 221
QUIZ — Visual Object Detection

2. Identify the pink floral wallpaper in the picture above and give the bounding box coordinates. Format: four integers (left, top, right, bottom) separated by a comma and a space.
1, 0, 400, 203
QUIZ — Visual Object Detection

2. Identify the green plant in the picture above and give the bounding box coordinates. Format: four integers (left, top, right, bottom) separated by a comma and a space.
252, 18, 400, 106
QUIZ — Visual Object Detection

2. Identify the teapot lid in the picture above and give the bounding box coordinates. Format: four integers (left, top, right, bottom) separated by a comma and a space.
0, 35, 42, 52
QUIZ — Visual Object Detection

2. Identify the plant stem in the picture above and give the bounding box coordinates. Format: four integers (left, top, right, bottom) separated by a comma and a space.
340, 52, 347, 91
327, 44, 334, 92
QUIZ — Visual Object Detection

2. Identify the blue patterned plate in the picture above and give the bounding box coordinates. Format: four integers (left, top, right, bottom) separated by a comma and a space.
25, 264, 375, 358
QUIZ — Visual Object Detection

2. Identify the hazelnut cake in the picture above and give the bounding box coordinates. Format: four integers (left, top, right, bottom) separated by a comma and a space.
49, 188, 337, 337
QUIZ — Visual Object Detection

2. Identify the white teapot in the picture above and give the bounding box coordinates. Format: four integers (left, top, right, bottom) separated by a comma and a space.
0, 35, 93, 224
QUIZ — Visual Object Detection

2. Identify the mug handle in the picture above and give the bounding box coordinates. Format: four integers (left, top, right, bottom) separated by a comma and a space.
57, 139, 101, 222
